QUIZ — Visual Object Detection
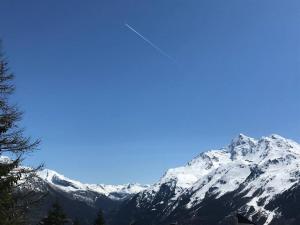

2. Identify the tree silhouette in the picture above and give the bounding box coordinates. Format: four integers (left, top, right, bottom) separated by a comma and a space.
94, 209, 105, 225
0, 42, 41, 225
40, 201, 68, 225
73, 218, 80, 225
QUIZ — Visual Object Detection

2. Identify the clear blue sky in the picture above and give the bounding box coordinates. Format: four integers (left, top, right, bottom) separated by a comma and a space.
0, 0, 299, 184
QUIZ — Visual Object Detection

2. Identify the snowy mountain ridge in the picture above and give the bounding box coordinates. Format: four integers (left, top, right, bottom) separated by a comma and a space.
3, 133, 300, 225
0, 155, 148, 201
124, 134, 300, 225
36, 169, 149, 200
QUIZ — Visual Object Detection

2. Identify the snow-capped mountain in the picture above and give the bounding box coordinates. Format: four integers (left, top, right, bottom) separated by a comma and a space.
37, 169, 148, 200
113, 134, 300, 225
25, 168, 148, 225
0, 155, 12, 163
5, 133, 300, 225
0, 155, 149, 225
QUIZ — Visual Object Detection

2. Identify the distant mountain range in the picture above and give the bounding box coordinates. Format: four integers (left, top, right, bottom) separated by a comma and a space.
7, 134, 300, 225
37, 169, 148, 201
25, 168, 148, 225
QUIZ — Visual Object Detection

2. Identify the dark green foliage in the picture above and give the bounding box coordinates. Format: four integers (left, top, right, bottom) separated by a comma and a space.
94, 209, 105, 225
40, 201, 68, 225
73, 218, 81, 225
0, 159, 23, 225
0, 43, 40, 225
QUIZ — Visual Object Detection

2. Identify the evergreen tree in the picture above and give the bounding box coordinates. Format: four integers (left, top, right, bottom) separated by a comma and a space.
94, 209, 105, 225
0, 43, 40, 225
73, 218, 80, 225
40, 201, 67, 225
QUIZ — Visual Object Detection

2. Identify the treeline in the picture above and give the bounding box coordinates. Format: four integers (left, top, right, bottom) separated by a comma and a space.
38, 201, 105, 225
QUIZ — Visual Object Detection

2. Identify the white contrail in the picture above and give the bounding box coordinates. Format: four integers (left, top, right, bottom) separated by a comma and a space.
125, 23, 174, 61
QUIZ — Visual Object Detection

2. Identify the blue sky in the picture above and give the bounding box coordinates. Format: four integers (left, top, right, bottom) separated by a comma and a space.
0, 0, 299, 184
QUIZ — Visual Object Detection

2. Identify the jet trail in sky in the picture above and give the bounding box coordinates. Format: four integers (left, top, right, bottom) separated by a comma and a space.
125, 23, 174, 61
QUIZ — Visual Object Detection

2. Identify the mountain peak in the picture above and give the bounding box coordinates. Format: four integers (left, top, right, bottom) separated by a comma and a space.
231, 133, 253, 144
229, 134, 257, 150
265, 134, 291, 143
269, 134, 285, 139
0, 155, 12, 163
